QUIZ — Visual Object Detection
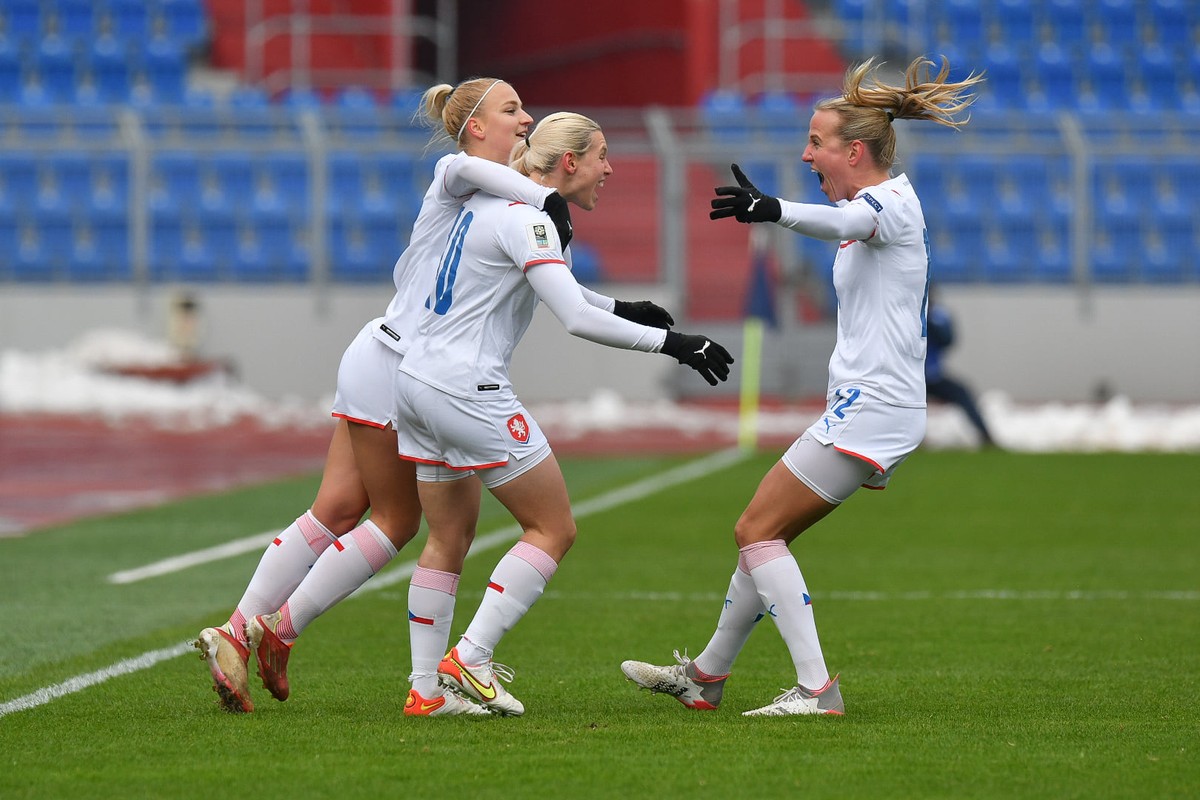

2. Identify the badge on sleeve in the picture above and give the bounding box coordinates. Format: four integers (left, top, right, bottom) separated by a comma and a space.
527, 223, 551, 250
861, 192, 883, 212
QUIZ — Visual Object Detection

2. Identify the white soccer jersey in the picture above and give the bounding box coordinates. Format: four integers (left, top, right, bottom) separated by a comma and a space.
399, 192, 663, 400
795, 174, 930, 408
370, 152, 552, 355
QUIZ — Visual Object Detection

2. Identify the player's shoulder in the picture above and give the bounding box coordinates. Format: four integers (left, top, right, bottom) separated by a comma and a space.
857, 174, 919, 217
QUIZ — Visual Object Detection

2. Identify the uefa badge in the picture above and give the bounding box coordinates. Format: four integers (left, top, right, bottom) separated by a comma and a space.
507, 413, 530, 443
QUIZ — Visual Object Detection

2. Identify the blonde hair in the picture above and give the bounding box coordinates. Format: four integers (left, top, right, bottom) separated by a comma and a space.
419, 77, 508, 150
508, 111, 601, 177
816, 56, 985, 170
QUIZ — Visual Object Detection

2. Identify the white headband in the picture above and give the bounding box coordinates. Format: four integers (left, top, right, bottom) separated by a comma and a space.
456, 80, 503, 143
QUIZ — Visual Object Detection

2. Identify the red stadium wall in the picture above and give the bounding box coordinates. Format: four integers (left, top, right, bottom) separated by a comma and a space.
457, 0, 844, 106
205, 0, 845, 104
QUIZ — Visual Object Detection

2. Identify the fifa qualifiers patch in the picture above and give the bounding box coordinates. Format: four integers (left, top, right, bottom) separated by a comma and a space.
861, 192, 883, 212
527, 223, 550, 250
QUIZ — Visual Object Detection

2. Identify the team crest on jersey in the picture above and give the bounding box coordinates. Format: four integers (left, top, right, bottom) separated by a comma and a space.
507, 413, 530, 443
527, 223, 550, 249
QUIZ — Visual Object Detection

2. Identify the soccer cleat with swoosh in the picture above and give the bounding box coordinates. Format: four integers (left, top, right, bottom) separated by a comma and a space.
245, 611, 292, 701
403, 688, 490, 717
437, 647, 525, 716
194, 623, 254, 713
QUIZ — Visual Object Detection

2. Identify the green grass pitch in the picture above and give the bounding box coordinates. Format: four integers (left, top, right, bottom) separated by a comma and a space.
1, 449, 1197, 798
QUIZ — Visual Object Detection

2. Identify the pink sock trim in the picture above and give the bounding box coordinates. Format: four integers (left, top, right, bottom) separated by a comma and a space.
229, 610, 249, 645
276, 604, 299, 641
351, 520, 394, 573
412, 566, 460, 595
298, 510, 337, 555
739, 540, 790, 572
510, 541, 558, 582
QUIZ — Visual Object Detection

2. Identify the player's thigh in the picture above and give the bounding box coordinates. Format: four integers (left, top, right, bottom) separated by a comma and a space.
416, 474, 483, 572
346, 421, 420, 528
310, 419, 369, 534
734, 460, 840, 547
486, 453, 575, 561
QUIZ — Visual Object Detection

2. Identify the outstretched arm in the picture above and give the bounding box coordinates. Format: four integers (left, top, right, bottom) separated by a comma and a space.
525, 262, 665, 352
444, 154, 553, 207
776, 200, 877, 241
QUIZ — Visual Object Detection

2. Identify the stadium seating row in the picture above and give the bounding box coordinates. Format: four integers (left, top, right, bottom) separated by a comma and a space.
0, 0, 206, 48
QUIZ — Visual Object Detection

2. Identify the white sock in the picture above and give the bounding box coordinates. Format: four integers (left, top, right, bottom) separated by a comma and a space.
694, 554, 766, 677
743, 540, 830, 689
231, 510, 337, 644
408, 566, 460, 697
281, 520, 397, 643
456, 541, 558, 664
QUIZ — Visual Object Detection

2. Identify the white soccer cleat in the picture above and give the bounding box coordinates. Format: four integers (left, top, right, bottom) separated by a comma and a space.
403, 688, 490, 717
620, 649, 728, 710
437, 647, 525, 717
741, 674, 845, 717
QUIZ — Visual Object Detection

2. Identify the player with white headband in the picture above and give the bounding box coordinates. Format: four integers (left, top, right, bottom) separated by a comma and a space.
395, 110, 734, 716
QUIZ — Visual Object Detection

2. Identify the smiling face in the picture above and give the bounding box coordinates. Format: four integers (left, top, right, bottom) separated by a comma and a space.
802, 108, 854, 203
461, 82, 534, 164
559, 131, 612, 211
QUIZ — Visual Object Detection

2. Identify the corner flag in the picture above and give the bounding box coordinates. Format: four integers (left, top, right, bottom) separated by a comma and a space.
738, 227, 777, 451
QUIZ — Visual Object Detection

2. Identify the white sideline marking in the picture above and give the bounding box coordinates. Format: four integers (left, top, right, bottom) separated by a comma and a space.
0, 642, 193, 718
5, 448, 748, 717
108, 531, 278, 584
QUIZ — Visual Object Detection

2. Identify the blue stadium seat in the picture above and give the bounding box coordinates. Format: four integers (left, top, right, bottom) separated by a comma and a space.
329, 151, 364, 210
0, 38, 20, 102
14, 230, 55, 281
34, 204, 72, 266
1033, 42, 1077, 108
88, 35, 131, 103
52, 0, 98, 41
1045, 0, 1088, 45
0, 153, 39, 204
155, 150, 202, 207
754, 90, 806, 141
208, 153, 255, 210
142, 38, 187, 104
929, 228, 973, 283
2, 0, 43, 45
1147, 0, 1193, 47
1083, 42, 1131, 110
568, 242, 603, 284
1033, 229, 1073, 283
150, 211, 184, 277
175, 224, 219, 281
1092, 0, 1140, 47
259, 152, 308, 215
49, 152, 91, 210
160, 0, 207, 49
228, 85, 268, 108
1137, 43, 1179, 109
197, 206, 238, 263
700, 89, 749, 141
91, 206, 129, 267
281, 87, 322, 108
942, 0, 985, 45
34, 34, 77, 103
980, 43, 1024, 110
331, 219, 387, 281
995, 0, 1036, 43
106, 0, 151, 42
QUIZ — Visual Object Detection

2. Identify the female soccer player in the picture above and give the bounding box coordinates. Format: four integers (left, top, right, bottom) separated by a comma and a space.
621, 56, 984, 716
394, 111, 735, 716
195, 76, 572, 715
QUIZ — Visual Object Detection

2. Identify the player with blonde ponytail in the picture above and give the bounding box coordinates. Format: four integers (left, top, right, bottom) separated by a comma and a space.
623, 56, 984, 717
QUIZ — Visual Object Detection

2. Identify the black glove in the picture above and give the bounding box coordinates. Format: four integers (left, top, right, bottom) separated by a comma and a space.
614, 299, 675, 329
710, 163, 781, 223
542, 191, 573, 249
661, 331, 734, 386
